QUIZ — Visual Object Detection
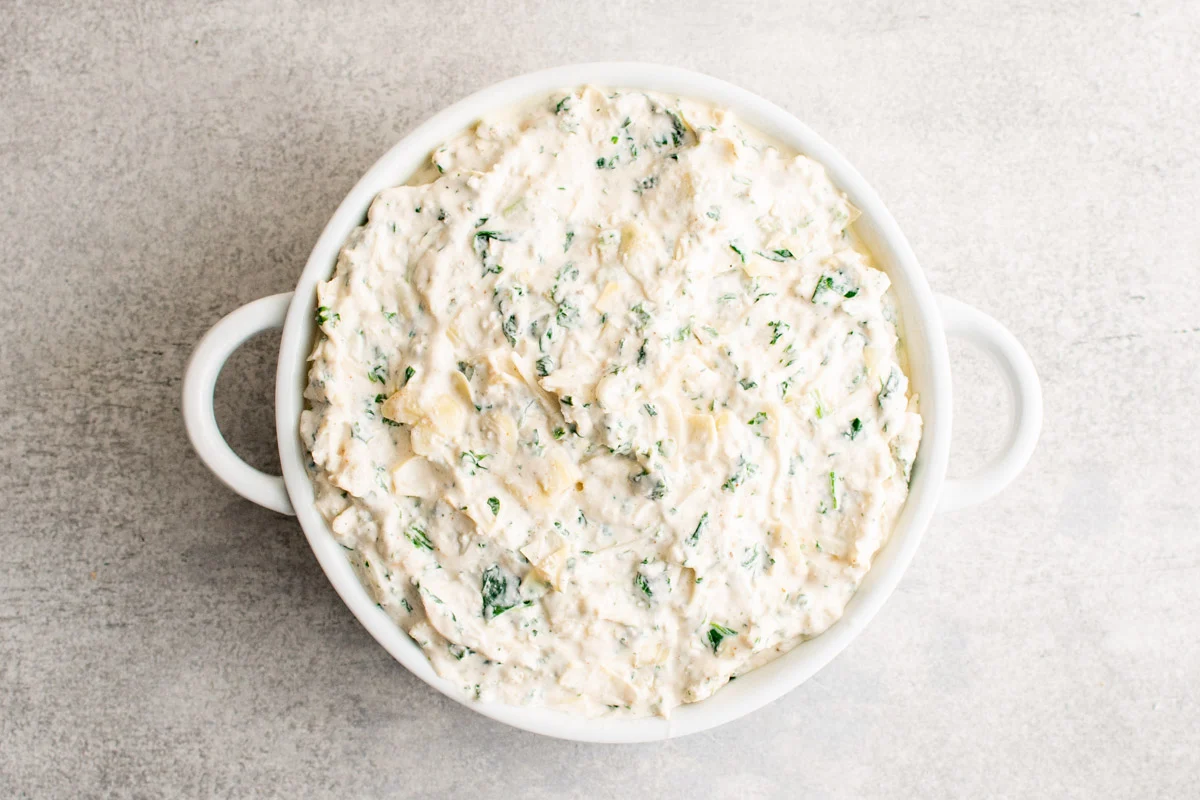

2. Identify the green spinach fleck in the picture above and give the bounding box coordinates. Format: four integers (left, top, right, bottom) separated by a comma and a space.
474, 230, 512, 276
481, 565, 519, 620
812, 272, 859, 303
406, 526, 433, 551
754, 248, 794, 263
461, 450, 491, 474
706, 622, 737, 653
630, 303, 652, 329
687, 511, 709, 546
722, 458, 758, 492
878, 368, 900, 407
666, 110, 687, 147
502, 314, 519, 346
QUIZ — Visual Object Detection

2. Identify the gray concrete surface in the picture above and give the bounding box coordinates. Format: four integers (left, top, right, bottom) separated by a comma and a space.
3, 1, 1197, 797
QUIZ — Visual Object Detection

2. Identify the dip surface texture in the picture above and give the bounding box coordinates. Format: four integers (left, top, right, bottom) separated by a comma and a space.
301, 87, 923, 717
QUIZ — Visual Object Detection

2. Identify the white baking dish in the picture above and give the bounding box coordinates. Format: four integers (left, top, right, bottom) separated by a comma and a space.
182, 62, 1042, 743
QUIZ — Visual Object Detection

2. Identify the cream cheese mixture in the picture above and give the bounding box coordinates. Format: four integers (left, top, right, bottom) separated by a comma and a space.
300, 86, 922, 717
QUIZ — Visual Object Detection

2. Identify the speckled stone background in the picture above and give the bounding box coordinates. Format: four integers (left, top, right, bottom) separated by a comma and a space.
3, 1, 1197, 797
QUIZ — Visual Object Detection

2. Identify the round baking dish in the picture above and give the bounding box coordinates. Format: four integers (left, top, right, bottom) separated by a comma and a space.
182, 62, 1042, 742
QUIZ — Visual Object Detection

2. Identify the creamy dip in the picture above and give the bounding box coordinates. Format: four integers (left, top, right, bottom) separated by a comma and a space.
300, 86, 922, 717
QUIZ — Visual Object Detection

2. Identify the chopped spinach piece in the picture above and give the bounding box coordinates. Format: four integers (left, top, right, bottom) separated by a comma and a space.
706, 622, 737, 653
635, 176, 658, 194
487, 497, 500, 516
722, 458, 758, 492
754, 248, 795, 263
552, 267, 579, 306
812, 272, 859, 303
406, 526, 433, 551
555, 300, 580, 328
687, 511, 709, 546
666, 110, 687, 146
473, 230, 512, 276
502, 314, 519, 346
461, 450, 491, 474
630, 303, 652, 329
878, 368, 900, 406
481, 565, 520, 620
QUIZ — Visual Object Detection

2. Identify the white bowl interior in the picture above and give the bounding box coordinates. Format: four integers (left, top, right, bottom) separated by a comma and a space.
275, 63, 952, 742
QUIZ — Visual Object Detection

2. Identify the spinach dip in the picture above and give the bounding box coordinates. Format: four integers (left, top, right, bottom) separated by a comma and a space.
301, 86, 923, 717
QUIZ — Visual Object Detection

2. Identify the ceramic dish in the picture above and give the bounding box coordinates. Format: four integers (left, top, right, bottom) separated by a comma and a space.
182, 62, 1042, 742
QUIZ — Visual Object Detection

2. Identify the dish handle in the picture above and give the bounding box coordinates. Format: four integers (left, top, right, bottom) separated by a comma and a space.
182, 293, 296, 515
936, 294, 1043, 513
